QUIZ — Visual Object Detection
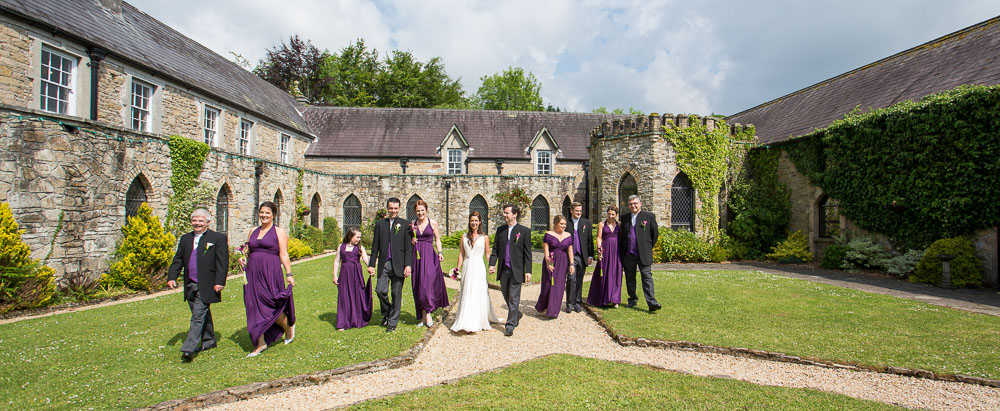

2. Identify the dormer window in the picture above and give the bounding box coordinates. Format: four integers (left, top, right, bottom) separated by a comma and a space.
448, 149, 463, 174
536, 150, 552, 175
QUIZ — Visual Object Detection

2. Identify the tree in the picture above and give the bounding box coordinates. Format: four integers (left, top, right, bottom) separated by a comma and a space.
318, 39, 381, 107
476, 67, 544, 111
253, 35, 329, 103
592, 106, 644, 115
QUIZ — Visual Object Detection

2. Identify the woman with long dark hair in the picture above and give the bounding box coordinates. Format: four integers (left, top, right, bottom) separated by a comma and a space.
240, 201, 296, 357
450, 212, 500, 333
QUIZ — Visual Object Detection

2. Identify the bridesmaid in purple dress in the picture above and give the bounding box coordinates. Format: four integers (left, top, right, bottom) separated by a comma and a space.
241, 202, 295, 357
333, 227, 373, 330
535, 215, 575, 318
410, 200, 449, 327
587, 206, 623, 307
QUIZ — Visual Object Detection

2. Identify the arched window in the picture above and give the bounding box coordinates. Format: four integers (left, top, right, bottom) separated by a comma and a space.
216, 184, 230, 235
818, 195, 840, 238
671, 172, 695, 231
125, 174, 148, 221
469, 195, 489, 232
343, 194, 362, 235
310, 193, 321, 227
273, 190, 283, 227
562, 196, 572, 218
618, 172, 638, 213
531, 195, 549, 232
406, 194, 422, 222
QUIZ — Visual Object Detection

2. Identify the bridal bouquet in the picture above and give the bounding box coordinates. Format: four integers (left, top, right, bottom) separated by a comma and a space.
449, 267, 460, 281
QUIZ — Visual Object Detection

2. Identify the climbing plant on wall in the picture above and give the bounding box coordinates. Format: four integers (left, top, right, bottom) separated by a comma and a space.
781, 84, 1000, 248
726, 148, 791, 259
165, 136, 210, 236
662, 116, 756, 240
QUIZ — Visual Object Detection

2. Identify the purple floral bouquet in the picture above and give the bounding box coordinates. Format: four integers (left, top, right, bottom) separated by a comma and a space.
449, 267, 460, 281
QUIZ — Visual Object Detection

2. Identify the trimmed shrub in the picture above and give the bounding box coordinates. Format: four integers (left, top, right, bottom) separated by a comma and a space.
820, 243, 849, 269
287, 237, 313, 260
840, 236, 890, 271
100, 203, 176, 291
654, 228, 726, 263
323, 217, 341, 249
298, 224, 325, 255
442, 230, 466, 249
0, 202, 57, 311
882, 249, 924, 277
912, 237, 982, 287
531, 230, 544, 249
766, 231, 812, 263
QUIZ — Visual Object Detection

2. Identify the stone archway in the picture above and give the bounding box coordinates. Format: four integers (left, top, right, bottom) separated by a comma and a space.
618, 172, 638, 214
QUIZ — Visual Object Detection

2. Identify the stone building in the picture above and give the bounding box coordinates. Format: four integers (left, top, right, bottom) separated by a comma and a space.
726, 16, 1000, 285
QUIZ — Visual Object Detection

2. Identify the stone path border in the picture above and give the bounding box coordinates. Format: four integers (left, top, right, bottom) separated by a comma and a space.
0, 250, 336, 326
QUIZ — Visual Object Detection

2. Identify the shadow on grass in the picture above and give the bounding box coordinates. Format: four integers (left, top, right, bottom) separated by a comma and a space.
166, 331, 186, 347
319, 312, 338, 329
227, 328, 253, 352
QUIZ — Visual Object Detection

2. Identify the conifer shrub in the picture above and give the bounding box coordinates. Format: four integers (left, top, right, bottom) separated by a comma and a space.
0, 203, 56, 313
299, 224, 325, 254
654, 228, 728, 263
912, 237, 982, 287
287, 238, 313, 259
100, 203, 176, 291
323, 217, 341, 249
766, 231, 813, 263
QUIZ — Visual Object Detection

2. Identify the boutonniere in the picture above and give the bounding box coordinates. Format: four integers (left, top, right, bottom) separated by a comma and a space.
394, 222, 401, 233
203, 242, 214, 255
515, 232, 521, 243
641, 220, 648, 229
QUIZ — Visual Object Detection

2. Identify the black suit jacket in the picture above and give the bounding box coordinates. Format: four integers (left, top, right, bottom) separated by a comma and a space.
367, 217, 413, 278
489, 223, 532, 284
167, 229, 229, 304
569, 217, 595, 267
619, 211, 659, 266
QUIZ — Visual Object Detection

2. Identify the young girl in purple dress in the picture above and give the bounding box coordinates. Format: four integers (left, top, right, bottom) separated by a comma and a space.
333, 227, 373, 330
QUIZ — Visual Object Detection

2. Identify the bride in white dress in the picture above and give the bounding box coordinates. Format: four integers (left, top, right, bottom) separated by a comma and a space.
450, 212, 500, 333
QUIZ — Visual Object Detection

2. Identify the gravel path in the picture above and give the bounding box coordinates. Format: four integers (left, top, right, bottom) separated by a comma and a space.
205, 280, 1000, 411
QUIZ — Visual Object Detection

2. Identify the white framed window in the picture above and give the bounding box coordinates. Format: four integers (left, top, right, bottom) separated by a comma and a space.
448, 149, 462, 174
279, 134, 290, 163
39, 48, 77, 115
536, 150, 552, 175
130, 79, 153, 132
239, 119, 253, 155
203, 105, 220, 146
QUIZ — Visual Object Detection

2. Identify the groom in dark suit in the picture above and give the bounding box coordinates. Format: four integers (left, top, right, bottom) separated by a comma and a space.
489, 204, 532, 336
167, 208, 229, 361
566, 202, 594, 312
619, 195, 661, 312
367, 197, 412, 332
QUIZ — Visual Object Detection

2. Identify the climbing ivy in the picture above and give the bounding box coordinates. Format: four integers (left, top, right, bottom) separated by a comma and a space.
780, 84, 1000, 248
726, 148, 791, 259
662, 116, 756, 240
165, 136, 210, 235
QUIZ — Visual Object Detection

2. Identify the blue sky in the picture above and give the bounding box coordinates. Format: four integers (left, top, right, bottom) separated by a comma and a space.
129, 0, 999, 116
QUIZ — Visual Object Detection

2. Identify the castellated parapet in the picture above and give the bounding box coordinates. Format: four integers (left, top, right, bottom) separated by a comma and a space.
586, 112, 753, 238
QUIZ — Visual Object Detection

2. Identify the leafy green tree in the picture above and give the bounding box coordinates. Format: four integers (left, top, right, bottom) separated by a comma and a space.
592, 107, 644, 115
253, 35, 330, 103
318, 39, 381, 107
476, 67, 544, 111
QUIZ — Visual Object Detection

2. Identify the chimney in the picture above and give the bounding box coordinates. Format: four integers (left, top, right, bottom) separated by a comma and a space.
98, 0, 122, 16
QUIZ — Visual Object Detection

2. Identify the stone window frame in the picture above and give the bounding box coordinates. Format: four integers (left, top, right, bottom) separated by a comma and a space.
216, 184, 231, 235
39, 46, 78, 115
818, 195, 841, 238
536, 150, 552, 175
279, 133, 291, 164
203, 105, 221, 147
130, 78, 154, 132
447, 149, 463, 174
239, 118, 254, 156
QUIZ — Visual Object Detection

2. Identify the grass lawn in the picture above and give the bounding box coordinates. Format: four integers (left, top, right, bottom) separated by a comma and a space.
0, 254, 453, 410
351, 354, 901, 410
586, 270, 1000, 379
440, 248, 544, 285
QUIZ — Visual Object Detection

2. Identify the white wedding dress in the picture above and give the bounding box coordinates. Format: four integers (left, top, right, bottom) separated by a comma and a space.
450, 235, 500, 332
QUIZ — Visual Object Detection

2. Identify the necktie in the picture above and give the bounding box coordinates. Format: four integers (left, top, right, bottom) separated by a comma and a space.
505, 226, 512, 268
387, 219, 393, 261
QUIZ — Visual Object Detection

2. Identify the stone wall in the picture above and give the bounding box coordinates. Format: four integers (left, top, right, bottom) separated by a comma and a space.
305, 157, 586, 179
0, 22, 32, 108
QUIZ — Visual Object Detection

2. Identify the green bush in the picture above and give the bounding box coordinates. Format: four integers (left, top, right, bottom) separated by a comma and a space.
912, 237, 982, 287
0, 202, 57, 313
654, 228, 727, 263
323, 217, 341, 249
820, 243, 849, 269
882, 249, 924, 277
360, 208, 387, 251
298, 224, 325, 255
442, 230, 466, 249
726, 149, 791, 259
841, 236, 890, 271
100, 203, 176, 291
531, 230, 544, 249
766, 231, 812, 263
228, 246, 243, 275
287, 237, 313, 260
164, 182, 214, 239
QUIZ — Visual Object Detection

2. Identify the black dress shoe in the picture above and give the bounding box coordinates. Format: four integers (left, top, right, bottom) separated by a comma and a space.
199, 343, 217, 352
649, 304, 662, 312
626, 301, 637, 308
504, 328, 514, 337
385, 326, 396, 333
181, 351, 194, 362
381, 318, 388, 327
573, 304, 582, 313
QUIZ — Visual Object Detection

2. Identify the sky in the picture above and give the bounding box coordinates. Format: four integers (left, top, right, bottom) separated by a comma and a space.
128, 0, 999, 116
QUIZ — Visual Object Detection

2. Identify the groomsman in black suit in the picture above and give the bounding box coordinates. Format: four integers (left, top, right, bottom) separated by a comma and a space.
367, 198, 413, 332
489, 204, 532, 336
566, 202, 594, 312
618, 195, 661, 312
167, 208, 229, 361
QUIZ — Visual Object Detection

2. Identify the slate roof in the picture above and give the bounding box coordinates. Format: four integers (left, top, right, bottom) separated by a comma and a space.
0, 0, 313, 137
726, 16, 1000, 145
302, 106, 625, 160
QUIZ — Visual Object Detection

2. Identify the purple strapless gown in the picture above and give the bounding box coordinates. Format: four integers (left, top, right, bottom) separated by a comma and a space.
536, 233, 571, 318
243, 226, 295, 346
587, 223, 623, 306
337, 244, 373, 329
411, 222, 449, 315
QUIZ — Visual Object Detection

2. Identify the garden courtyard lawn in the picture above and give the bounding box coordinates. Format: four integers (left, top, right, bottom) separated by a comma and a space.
587, 269, 1000, 379
351, 354, 902, 410
0, 254, 452, 410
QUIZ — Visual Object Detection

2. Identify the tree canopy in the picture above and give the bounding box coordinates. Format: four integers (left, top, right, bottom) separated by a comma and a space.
475, 67, 544, 111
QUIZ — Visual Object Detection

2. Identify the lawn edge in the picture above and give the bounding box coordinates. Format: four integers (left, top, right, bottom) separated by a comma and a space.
583, 305, 1000, 389
136, 290, 457, 411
